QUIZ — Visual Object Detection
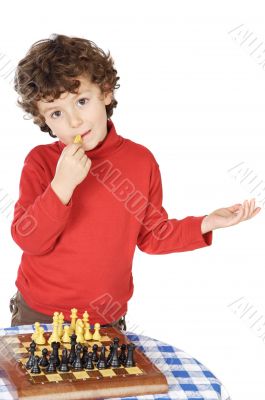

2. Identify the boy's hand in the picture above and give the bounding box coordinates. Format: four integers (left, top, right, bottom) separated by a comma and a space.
201, 198, 261, 234
51, 143, 92, 205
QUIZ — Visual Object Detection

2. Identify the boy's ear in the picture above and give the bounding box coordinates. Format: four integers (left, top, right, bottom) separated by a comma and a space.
104, 90, 113, 106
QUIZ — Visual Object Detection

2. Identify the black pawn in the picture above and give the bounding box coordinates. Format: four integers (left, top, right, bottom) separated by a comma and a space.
119, 344, 127, 365
81, 345, 88, 367
70, 333, 77, 346
25, 341, 36, 370
39, 348, 49, 367
124, 343, 136, 367
72, 343, 83, 370
68, 342, 76, 365
96, 345, 107, 369
46, 354, 57, 373
92, 344, 99, 362
31, 356, 41, 374
59, 349, 70, 372
109, 342, 121, 368
84, 352, 94, 370
51, 342, 60, 367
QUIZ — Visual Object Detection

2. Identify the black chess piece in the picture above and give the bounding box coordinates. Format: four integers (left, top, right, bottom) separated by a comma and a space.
92, 344, 99, 362
39, 348, 49, 367
70, 333, 77, 346
81, 345, 88, 367
119, 344, 127, 365
51, 342, 60, 367
72, 343, 83, 371
46, 354, 57, 373
68, 342, 76, 365
31, 356, 41, 374
96, 345, 107, 369
109, 341, 121, 368
59, 349, 70, 372
124, 343, 136, 367
84, 352, 94, 370
25, 341, 36, 370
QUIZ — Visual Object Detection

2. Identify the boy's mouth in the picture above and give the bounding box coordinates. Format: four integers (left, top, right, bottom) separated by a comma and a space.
80, 129, 92, 137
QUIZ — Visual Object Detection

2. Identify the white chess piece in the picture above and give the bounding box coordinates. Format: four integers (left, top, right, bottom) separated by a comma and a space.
62, 326, 71, 343
84, 323, 93, 340
92, 322, 101, 341
69, 308, 78, 334
35, 327, 46, 345
31, 322, 40, 341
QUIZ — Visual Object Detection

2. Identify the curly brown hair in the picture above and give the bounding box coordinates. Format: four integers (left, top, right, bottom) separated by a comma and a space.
14, 33, 120, 138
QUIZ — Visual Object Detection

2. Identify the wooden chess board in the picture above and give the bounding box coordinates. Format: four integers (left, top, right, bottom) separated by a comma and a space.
0, 327, 168, 399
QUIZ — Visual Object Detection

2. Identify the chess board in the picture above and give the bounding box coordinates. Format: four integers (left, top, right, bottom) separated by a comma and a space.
0, 327, 168, 399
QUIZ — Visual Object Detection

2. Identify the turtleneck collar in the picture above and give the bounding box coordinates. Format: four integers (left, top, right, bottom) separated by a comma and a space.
57, 119, 124, 159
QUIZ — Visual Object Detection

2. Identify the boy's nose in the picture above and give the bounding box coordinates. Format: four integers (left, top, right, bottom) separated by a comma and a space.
69, 113, 83, 128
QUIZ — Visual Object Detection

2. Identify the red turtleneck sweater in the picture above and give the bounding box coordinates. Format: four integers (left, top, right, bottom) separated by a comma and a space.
11, 119, 212, 323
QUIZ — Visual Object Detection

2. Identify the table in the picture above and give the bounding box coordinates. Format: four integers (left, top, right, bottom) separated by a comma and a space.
0, 324, 231, 400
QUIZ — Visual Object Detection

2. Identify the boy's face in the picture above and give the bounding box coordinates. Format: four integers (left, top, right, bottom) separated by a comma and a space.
37, 75, 113, 151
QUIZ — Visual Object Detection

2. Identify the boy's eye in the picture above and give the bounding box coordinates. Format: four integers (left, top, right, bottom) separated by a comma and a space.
50, 98, 89, 119
78, 97, 89, 106
51, 111, 61, 119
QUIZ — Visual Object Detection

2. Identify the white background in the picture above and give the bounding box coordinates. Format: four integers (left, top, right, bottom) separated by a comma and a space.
0, 1, 264, 399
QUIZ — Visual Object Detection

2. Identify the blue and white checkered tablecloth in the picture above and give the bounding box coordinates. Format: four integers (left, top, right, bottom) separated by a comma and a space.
0, 324, 231, 400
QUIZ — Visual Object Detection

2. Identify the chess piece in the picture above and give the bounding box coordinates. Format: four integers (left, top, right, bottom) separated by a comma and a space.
96, 345, 107, 369
35, 327, 46, 345
31, 356, 41, 374
62, 326, 71, 343
82, 311, 89, 328
70, 333, 77, 346
75, 319, 84, 343
58, 312, 64, 338
48, 314, 60, 345
92, 344, 99, 362
109, 341, 121, 368
124, 343, 136, 367
25, 341, 36, 370
59, 349, 70, 372
31, 322, 40, 341
72, 343, 83, 370
51, 342, 60, 367
81, 345, 88, 367
69, 308, 78, 334
84, 323, 92, 340
84, 351, 94, 370
46, 354, 57, 373
39, 348, 49, 367
68, 342, 76, 365
119, 343, 127, 365
92, 322, 101, 341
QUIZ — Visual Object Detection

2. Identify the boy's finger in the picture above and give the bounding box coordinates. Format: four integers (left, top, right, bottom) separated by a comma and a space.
249, 198, 256, 216
242, 200, 249, 220
64, 142, 83, 154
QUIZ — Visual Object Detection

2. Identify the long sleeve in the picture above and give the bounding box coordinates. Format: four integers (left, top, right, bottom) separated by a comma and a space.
136, 159, 212, 254
11, 150, 73, 256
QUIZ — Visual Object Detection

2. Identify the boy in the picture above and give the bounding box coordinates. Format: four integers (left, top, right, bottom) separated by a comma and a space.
10, 33, 261, 329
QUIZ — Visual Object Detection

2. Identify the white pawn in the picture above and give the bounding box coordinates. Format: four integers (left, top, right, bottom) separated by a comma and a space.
92, 322, 101, 341
35, 327, 46, 345
31, 322, 40, 341
82, 311, 89, 328
62, 325, 71, 343
84, 323, 92, 341
75, 319, 84, 343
